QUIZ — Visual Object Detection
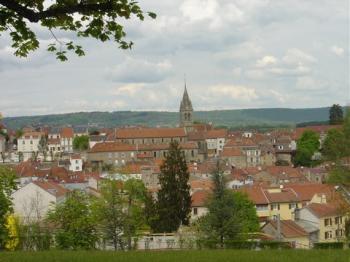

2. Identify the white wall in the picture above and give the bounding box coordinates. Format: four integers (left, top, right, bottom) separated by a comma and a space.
11, 183, 58, 223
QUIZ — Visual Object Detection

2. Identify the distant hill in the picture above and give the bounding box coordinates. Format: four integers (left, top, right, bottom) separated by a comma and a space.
2, 107, 330, 130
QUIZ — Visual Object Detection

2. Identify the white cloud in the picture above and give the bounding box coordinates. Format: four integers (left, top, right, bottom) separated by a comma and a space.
180, 0, 218, 22
208, 84, 258, 101
330, 45, 344, 57
106, 58, 173, 83
282, 48, 316, 65
111, 83, 146, 96
256, 55, 278, 67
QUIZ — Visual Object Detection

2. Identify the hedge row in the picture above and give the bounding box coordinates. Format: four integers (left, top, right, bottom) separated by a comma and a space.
197, 240, 291, 250
313, 242, 344, 249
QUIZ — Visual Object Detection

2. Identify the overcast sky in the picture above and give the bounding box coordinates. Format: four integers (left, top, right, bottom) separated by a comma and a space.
0, 0, 349, 117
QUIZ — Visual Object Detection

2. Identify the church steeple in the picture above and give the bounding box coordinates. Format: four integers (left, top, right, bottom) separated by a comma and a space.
180, 81, 194, 131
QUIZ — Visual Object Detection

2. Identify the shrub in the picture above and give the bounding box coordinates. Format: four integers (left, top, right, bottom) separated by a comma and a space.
313, 242, 344, 249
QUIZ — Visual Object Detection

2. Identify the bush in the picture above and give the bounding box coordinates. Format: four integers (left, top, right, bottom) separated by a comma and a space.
313, 242, 344, 249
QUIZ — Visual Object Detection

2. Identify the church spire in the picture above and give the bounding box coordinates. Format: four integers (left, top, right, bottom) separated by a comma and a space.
179, 79, 194, 131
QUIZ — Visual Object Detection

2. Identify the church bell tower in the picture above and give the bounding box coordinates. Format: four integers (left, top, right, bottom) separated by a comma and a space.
179, 83, 194, 132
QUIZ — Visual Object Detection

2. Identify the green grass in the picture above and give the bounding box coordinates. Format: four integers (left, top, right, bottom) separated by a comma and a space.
0, 250, 349, 262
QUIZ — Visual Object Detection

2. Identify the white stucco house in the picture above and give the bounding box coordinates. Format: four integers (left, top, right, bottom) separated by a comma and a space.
17, 131, 44, 161
11, 181, 68, 223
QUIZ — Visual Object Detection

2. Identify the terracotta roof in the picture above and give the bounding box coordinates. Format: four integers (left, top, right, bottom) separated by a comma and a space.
266, 220, 308, 238
60, 127, 74, 138
265, 188, 299, 203
293, 125, 341, 140
116, 127, 186, 139
265, 166, 303, 179
221, 148, 243, 157
285, 183, 334, 202
190, 179, 214, 191
89, 141, 198, 153
205, 129, 227, 139
33, 181, 68, 198
225, 138, 258, 147
240, 186, 269, 205
191, 190, 210, 207
306, 203, 340, 218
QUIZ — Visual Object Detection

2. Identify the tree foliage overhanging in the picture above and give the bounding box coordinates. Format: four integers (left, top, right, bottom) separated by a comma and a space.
0, 0, 156, 61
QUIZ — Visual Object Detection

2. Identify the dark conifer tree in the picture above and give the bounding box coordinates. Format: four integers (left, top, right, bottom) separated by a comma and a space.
329, 104, 344, 125
154, 141, 191, 233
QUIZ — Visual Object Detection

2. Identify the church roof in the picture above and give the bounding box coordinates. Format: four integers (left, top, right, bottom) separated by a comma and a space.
180, 85, 193, 111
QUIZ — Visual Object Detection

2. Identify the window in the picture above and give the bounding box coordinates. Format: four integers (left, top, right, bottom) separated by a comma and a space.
289, 203, 297, 210
335, 216, 342, 225
75, 166, 79, 170
153, 152, 157, 158
22, 140, 25, 145
75, 160, 78, 164
256, 204, 268, 211
191, 150, 194, 157
30, 140, 33, 145
271, 203, 280, 211
193, 208, 198, 215
325, 231, 333, 240
324, 218, 332, 227
335, 229, 343, 237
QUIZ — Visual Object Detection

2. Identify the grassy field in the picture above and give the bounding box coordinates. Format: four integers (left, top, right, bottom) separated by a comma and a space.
0, 250, 349, 262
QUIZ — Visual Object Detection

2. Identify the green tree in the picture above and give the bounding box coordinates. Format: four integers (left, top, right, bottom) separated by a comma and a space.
322, 128, 347, 161
0, 166, 17, 250
293, 130, 320, 167
92, 178, 147, 250
123, 179, 147, 250
199, 163, 259, 247
153, 141, 191, 233
73, 135, 89, 151
48, 190, 97, 250
327, 165, 350, 185
92, 178, 125, 250
329, 104, 344, 125
0, 0, 156, 61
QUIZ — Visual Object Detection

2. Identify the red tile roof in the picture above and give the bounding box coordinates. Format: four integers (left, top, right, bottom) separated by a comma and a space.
306, 203, 340, 218
292, 125, 341, 140
265, 188, 299, 203
191, 190, 210, 207
285, 183, 334, 202
240, 186, 269, 205
116, 127, 186, 139
205, 129, 228, 139
221, 148, 243, 157
60, 127, 74, 138
89, 141, 198, 153
266, 220, 308, 238
33, 181, 68, 198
